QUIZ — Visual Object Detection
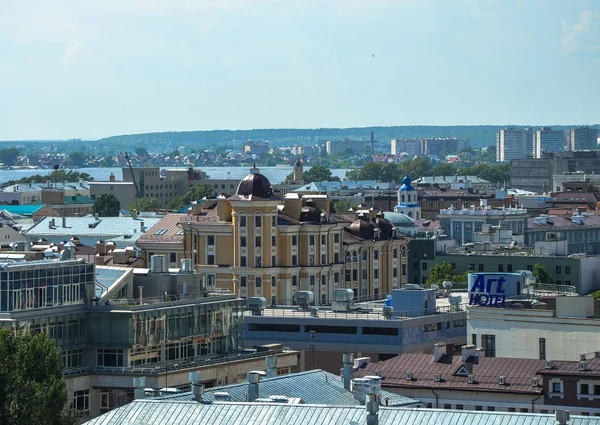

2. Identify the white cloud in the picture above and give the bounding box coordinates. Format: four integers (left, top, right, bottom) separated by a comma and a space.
60, 42, 91, 67
562, 10, 600, 55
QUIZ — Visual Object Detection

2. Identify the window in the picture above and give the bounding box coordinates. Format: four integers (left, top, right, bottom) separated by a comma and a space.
272, 255, 276, 266
580, 384, 589, 395
487, 406, 495, 411
481, 334, 496, 357
422, 263, 427, 270
539, 338, 546, 360
207, 254, 215, 265
310, 275, 315, 286
255, 236, 261, 247
444, 404, 451, 409
393, 248, 398, 259
334, 253, 340, 263
455, 405, 463, 410
527, 264, 533, 271
309, 235, 315, 245
401, 264, 406, 276
498, 264, 504, 272
170, 252, 177, 263
374, 269, 379, 279
507, 264, 513, 272
241, 256, 247, 266
292, 255, 298, 266
556, 265, 562, 274
240, 276, 247, 287
255, 216, 261, 227
472, 334, 477, 346
594, 385, 600, 395
334, 233, 340, 243
423, 323, 441, 332
272, 216, 277, 226
241, 236, 247, 247
272, 236, 277, 246
97, 349, 124, 367
292, 235, 298, 246
292, 276, 297, 286
73, 389, 90, 418
256, 277, 262, 287
321, 254, 326, 264
508, 408, 516, 413
352, 270, 358, 281
334, 273, 339, 283
207, 235, 215, 245
374, 250, 379, 260
393, 268, 398, 278
520, 408, 528, 413
565, 266, 571, 274
255, 256, 262, 267
475, 406, 482, 411
478, 264, 484, 272
321, 235, 326, 245
240, 216, 246, 227
154, 229, 168, 235
552, 382, 562, 393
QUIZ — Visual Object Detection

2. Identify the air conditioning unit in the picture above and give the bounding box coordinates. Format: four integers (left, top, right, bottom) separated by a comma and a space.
498, 376, 505, 385
405, 372, 413, 381
434, 375, 442, 382
467, 374, 475, 384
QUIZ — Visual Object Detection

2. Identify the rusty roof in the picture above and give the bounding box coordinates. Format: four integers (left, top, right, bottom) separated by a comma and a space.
355, 353, 546, 395
539, 356, 600, 377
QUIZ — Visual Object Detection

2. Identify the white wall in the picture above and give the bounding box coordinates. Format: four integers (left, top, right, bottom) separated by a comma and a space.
468, 306, 600, 361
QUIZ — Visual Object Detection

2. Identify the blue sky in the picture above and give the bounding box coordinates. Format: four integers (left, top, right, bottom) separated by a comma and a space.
0, 0, 598, 140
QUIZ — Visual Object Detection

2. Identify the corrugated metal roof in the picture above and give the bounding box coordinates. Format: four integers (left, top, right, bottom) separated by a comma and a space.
159, 370, 418, 407
84, 402, 600, 425
0, 205, 44, 216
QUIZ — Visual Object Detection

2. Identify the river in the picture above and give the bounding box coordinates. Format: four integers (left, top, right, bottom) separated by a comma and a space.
0, 166, 352, 185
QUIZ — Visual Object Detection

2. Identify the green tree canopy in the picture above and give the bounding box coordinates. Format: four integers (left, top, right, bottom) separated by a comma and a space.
0, 148, 20, 166
330, 199, 352, 213
182, 184, 214, 205
533, 264, 554, 284
3, 170, 94, 187
0, 328, 76, 425
67, 152, 87, 167
426, 261, 468, 285
129, 197, 164, 212
93, 194, 121, 217
285, 165, 341, 184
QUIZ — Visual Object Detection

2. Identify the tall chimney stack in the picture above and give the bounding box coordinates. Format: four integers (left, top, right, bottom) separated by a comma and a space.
343, 353, 354, 391
370, 131, 374, 152
133, 377, 146, 400
433, 342, 447, 362
266, 356, 278, 378
248, 372, 261, 402
365, 393, 379, 425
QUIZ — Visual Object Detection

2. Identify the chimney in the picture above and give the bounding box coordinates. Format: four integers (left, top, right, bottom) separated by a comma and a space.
555, 410, 570, 425
62, 217, 66, 228
132, 209, 138, 220
248, 372, 261, 402
365, 393, 379, 425
189, 371, 204, 402
461, 345, 476, 362
579, 353, 586, 361
133, 377, 146, 400
433, 343, 447, 362
343, 353, 354, 391
266, 356, 278, 378
475, 347, 485, 358
109, 173, 116, 182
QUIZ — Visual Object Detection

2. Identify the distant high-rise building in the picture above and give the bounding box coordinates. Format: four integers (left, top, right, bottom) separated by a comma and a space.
496, 127, 531, 162
566, 126, 598, 151
533, 127, 564, 158
390, 139, 423, 157
243, 140, 270, 155
325, 139, 368, 156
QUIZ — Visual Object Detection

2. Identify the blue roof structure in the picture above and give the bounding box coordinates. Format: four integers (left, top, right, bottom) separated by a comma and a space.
0, 205, 44, 217
399, 175, 414, 191
83, 401, 600, 425
383, 212, 416, 227
160, 370, 419, 407
95, 267, 131, 298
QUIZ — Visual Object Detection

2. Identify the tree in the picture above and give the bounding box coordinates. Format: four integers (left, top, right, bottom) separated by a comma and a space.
426, 261, 468, 285
533, 264, 554, 284
330, 199, 352, 213
0, 328, 76, 425
0, 148, 20, 166
135, 146, 149, 157
67, 152, 86, 167
3, 170, 94, 186
181, 184, 214, 205
303, 166, 340, 184
345, 169, 361, 181
93, 194, 121, 217
129, 197, 164, 212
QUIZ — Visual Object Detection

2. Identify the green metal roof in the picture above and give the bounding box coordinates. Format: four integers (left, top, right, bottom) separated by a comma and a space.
0, 205, 44, 216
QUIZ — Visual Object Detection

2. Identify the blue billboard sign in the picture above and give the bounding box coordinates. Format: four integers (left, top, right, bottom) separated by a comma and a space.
468, 273, 523, 307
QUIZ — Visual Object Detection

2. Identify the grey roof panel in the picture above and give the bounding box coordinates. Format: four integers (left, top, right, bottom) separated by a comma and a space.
84, 402, 600, 425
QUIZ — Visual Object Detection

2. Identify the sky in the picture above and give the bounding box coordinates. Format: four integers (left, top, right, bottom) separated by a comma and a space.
0, 0, 599, 140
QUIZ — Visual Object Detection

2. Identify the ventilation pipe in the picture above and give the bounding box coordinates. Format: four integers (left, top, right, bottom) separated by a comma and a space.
139, 286, 143, 305
190, 371, 204, 402
133, 377, 146, 400
266, 356, 278, 378
365, 393, 379, 425
555, 410, 570, 425
343, 353, 354, 391
248, 372, 261, 402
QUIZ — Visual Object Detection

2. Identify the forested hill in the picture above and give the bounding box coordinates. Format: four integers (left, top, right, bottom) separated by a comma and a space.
96, 125, 599, 150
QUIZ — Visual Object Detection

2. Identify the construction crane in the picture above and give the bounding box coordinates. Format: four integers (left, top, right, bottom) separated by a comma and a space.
124, 152, 140, 198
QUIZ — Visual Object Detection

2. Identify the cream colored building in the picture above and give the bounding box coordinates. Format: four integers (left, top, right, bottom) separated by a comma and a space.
138, 167, 410, 304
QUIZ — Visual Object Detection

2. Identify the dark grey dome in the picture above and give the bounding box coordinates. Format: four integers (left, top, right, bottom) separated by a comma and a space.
236, 172, 277, 199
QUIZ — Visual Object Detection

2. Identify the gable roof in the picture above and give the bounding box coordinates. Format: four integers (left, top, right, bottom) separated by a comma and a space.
355, 353, 547, 395
159, 369, 419, 407
83, 401, 600, 425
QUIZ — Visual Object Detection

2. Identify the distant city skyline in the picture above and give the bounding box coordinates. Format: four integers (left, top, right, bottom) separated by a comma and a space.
1, 0, 599, 140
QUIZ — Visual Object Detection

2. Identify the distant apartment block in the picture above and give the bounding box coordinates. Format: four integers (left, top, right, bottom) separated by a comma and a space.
422, 138, 468, 157
566, 126, 598, 151
243, 140, 270, 155
390, 139, 423, 157
326, 139, 368, 156
496, 127, 532, 162
533, 127, 564, 158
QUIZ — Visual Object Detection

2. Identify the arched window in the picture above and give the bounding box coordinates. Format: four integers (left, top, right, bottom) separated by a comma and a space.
401, 194, 405, 203
408, 211, 413, 218
352, 251, 358, 262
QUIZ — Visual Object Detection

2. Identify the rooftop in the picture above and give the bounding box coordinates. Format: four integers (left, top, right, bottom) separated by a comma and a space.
137, 213, 188, 244
159, 369, 419, 407
83, 401, 599, 425
415, 175, 491, 185
439, 206, 528, 217
528, 213, 600, 229
0, 205, 44, 217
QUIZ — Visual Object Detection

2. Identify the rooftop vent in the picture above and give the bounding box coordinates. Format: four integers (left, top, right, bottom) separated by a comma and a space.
532, 377, 540, 387
467, 374, 475, 384
498, 376, 506, 385
579, 361, 588, 371
546, 360, 553, 369
213, 391, 231, 401
405, 372, 413, 381
434, 375, 442, 382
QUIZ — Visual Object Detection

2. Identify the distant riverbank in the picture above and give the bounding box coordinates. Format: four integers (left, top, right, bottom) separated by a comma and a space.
0, 166, 352, 185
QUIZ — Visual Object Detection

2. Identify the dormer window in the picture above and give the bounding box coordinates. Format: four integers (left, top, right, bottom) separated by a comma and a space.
374, 229, 381, 239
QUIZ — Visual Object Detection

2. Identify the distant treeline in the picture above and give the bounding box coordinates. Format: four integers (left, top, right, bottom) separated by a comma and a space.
96, 125, 600, 149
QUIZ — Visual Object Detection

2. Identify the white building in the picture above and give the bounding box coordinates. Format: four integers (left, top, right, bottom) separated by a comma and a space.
496, 127, 533, 162
534, 127, 564, 158
468, 295, 600, 362
394, 175, 421, 219
325, 139, 368, 156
